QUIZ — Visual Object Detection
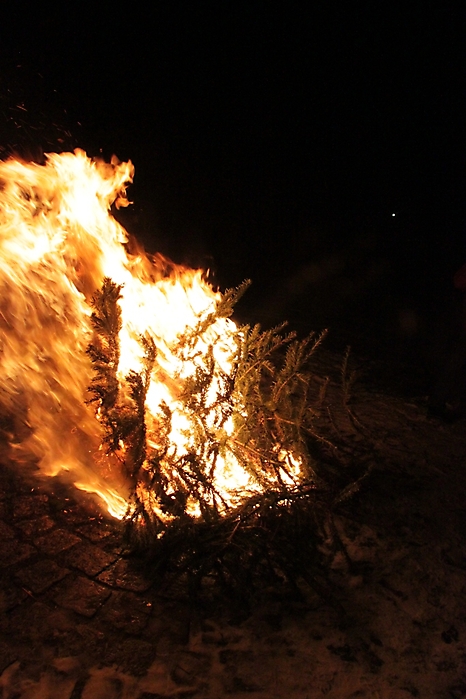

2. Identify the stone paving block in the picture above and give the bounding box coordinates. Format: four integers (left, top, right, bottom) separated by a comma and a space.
60, 502, 110, 526
97, 558, 152, 592
53, 576, 112, 618
62, 541, 119, 577
12, 493, 50, 519
100, 590, 153, 634
15, 559, 70, 594
16, 514, 55, 537
34, 528, 82, 555
76, 520, 117, 543
0, 538, 35, 567
49, 620, 101, 659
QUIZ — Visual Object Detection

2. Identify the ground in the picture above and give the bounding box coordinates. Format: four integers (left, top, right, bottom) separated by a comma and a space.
0, 348, 465, 699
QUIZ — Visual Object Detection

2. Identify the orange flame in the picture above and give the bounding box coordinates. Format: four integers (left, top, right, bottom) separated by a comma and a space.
0, 150, 295, 519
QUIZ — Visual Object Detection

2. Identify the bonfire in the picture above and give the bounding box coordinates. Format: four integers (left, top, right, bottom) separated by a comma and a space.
0, 150, 347, 575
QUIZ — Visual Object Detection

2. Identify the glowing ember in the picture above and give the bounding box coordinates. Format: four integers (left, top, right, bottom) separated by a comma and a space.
0, 150, 304, 521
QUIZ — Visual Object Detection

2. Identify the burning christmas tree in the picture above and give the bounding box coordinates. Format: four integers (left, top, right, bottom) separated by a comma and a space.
0, 151, 351, 575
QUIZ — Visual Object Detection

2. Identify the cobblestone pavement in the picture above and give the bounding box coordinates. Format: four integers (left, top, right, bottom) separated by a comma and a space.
0, 361, 466, 698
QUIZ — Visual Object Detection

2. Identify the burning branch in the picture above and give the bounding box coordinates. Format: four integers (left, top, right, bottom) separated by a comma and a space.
86, 275, 333, 549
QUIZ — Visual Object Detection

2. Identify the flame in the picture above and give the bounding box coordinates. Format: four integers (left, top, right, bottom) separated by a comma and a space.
0, 150, 301, 521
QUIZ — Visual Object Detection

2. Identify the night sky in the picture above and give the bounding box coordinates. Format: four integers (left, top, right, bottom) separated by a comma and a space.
0, 3, 463, 366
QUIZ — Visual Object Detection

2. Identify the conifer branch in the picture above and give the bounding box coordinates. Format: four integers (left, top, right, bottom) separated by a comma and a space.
87, 277, 122, 411
86, 274, 365, 595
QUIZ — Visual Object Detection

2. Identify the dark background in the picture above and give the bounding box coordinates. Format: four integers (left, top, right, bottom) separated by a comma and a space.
0, 3, 463, 378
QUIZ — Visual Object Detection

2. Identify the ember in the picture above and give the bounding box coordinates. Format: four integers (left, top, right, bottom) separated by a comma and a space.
0, 150, 324, 537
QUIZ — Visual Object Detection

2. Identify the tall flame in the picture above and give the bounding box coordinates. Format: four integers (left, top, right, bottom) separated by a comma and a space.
0, 150, 291, 520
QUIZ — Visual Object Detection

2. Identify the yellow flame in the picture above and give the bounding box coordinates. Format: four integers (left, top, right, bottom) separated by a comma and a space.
0, 150, 275, 517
